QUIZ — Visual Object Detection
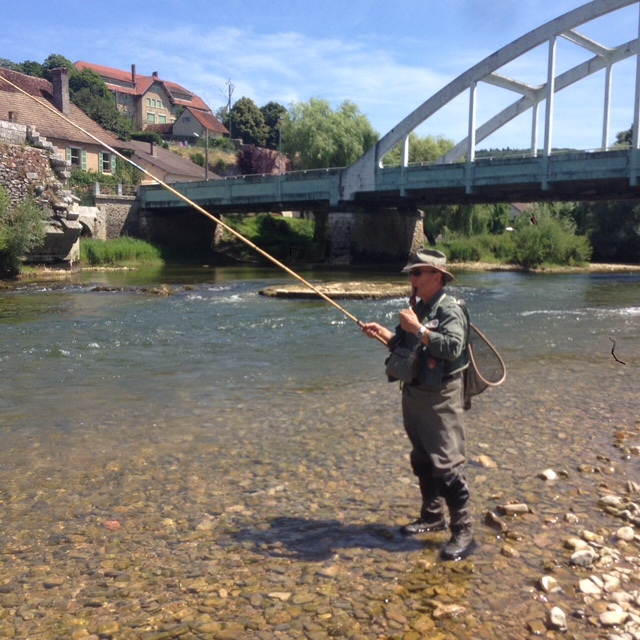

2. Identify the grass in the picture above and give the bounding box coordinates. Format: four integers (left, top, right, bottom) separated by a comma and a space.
80, 237, 164, 267
168, 144, 237, 176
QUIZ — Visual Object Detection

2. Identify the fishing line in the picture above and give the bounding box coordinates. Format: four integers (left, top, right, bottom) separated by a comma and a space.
0, 73, 388, 345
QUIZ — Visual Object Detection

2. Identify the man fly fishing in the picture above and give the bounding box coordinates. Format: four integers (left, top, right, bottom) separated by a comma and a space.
361, 249, 475, 561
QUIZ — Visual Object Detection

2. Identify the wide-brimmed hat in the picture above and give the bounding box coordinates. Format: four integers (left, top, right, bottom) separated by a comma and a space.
401, 249, 454, 282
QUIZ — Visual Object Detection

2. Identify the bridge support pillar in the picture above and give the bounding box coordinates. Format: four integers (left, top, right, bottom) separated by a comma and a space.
326, 207, 424, 266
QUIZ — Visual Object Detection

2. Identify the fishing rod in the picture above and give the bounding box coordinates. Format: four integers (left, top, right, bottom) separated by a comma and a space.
0, 73, 388, 345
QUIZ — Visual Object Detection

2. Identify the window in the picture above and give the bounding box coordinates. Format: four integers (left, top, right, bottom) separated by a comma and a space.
146, 98, 151, 107
147, 112, 156, 123
70, 148, 81, 166
158, 115, 167, 124
99, 152, 115, 174
66, 147, 87, 170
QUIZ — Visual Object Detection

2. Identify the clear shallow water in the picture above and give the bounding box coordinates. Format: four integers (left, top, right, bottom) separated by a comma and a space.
0, 266, 639, 637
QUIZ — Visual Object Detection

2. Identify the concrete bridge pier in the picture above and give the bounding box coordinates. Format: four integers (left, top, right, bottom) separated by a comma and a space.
326, 207, 424, 266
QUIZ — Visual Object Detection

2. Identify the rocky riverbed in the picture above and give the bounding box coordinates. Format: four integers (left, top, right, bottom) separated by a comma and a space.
0, 379, 638, 640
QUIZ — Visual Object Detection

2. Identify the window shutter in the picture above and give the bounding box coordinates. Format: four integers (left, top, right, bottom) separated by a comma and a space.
98, 152, 104, 174
81, 150, 87, 171
66, 148, 71, 163
110, 154, 117, 174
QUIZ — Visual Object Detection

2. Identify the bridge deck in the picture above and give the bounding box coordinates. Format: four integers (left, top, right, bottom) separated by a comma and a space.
139, 148, 639, 213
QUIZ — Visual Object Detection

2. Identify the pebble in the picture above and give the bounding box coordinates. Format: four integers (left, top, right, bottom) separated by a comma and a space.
548, 606, 568, 631
571, 548, 598, 568
539, 575, 560, 593
616, 526, 636, 542
599, 610, 628, 626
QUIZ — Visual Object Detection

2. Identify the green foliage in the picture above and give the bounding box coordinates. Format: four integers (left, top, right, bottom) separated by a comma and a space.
574, 200, 640, 263
0, 187, 47, 276
80, 237, 164, 266
190, 152, 205, 168
509, 206, 592, 268
423, 203, 511, 244
68, 161, 142, 204
260, 101, 287, 150
70, 67, 133, 139
211, 137, 237, 153
219, 213, 321, 262
437, 203, 591, 268
384, 132, 454, 165
131, 131, 166, 146
615, 126, 632, 147
229, 97, 269, 146
440, 233, 515, 264
282, 99, 379, 170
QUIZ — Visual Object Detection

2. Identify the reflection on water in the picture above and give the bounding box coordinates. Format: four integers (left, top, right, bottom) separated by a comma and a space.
0, 266, 639, 636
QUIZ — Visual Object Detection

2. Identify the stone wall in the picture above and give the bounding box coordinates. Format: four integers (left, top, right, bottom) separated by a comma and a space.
0, 120, 27, 145
0, 137, 82, 265
0, 141, 65, 208
94, 194, 138, 240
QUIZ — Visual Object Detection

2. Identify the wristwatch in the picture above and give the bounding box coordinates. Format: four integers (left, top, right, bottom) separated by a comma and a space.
416, 326, 427, 341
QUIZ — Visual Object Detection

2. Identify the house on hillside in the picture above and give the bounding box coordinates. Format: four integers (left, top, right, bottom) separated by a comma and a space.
0, 66, 130, 175
75, 61, 228, 141
172, 106, 228, 142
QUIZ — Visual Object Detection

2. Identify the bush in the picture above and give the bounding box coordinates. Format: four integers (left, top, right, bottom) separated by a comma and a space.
440, 233, 515, 264
80, 237, 164, 266
510, 215, 592, 268
0, 187, 47, 276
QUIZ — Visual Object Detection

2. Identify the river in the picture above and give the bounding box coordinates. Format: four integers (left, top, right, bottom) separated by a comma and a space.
0, 265, 638, 638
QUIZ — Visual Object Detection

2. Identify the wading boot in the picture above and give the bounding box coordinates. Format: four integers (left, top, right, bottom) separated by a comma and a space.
400, 515, 447, 536
439, 525, 476, 561
401, 476, 448, 536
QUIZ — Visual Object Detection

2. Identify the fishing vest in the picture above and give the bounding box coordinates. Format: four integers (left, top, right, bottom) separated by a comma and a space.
396, 292, 470, 386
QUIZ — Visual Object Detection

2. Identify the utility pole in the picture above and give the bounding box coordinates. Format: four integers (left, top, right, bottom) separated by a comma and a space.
226, 79, 235, 139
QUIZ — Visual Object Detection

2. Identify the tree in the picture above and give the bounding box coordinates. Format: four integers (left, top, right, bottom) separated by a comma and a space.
574, 200, 640, 263
41, 54, 75, 78
260, 101, 287, 150
614, 126, 632, 147
282, 98, 379, 170
229, 97, 269, 146
384, 132, 454, 165
0, 187, 47, 276
236, 146, 277, 175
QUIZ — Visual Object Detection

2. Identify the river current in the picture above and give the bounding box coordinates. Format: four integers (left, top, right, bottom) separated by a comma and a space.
0, 266, 639, 638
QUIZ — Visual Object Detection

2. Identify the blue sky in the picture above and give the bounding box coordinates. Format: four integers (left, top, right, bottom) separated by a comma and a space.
2, 1, 637, 151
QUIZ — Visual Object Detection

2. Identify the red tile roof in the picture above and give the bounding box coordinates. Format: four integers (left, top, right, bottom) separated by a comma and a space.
0, 68, 129, 150
75, 61, 211, 112
188, 108, 229, 135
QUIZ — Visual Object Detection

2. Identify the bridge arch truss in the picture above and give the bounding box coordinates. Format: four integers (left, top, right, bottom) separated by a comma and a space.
342, 0, 640, 200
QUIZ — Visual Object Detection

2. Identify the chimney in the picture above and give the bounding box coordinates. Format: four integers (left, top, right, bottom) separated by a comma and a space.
131, 64, 136, 86
152, 71, 158, 79
51, 68, 70, 115
150, 142, 157, 157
